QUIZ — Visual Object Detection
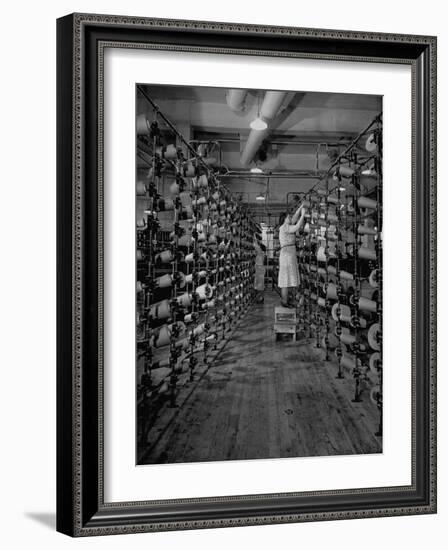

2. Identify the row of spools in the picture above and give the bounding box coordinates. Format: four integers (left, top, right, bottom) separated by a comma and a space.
294, 119, 383, 433
135, 115, 260, 425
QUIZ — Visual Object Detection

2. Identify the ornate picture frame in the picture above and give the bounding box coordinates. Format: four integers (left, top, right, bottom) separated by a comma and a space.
57, 13, 437, 536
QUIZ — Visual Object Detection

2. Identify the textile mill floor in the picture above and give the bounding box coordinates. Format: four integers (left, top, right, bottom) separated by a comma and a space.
138, 290, 382, 464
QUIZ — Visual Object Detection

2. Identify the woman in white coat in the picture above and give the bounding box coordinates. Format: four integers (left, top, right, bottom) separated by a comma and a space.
277, 203, 307, 307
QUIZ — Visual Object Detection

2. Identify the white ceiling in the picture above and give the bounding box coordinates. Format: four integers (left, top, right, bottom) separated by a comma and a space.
137, 85, 381, 209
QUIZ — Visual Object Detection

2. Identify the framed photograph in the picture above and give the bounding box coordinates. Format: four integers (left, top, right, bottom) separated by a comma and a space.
57, 13, 437, 536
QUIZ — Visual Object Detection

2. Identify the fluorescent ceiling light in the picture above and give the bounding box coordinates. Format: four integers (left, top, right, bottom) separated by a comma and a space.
256, 194, 266, 201
250, 166, 264, 174
250, 117, 268, 131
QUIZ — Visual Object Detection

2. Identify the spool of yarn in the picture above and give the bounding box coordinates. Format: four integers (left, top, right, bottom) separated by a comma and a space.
339, 332, 367, 351
365, 133, 377, 152
136, 181, 147, 196
195, 284, 213, 300
317, 246, 326, 262
317, 297, 326, 307
155, 274, 173, 289
136, 281, 144, 293
335, 325, 350, 337
179, 191, 192, 208
369, 351, 382, 371
169, 181, 180, 195
195, 174, 208, 188
368, 323, 381, 350
193, 196, 207, 207
153, 322, 186, 348
136, 217, 146, 229
176, 293, 192, 308
192, 323, 205, 338
369, 269, 379, 288
325, 283, 338, 300
164, 144, 178, 160
178, 235, 193, 247
185, 270, 207, 284
338, 165, 355, 179
359, 296, 377, 313
358, 196, 377, 209
149, 299, 171, 320
340, 270, 353, 281
361, 167, 377, 177
136, 250, 144, 261
358, 224, 377, 236
339, 332, 356, 346
136, 114, 149, 135
359, 247, 376, 261
331, 303, 351, 322
184, 252, 195, 263
350, 315, 367, 329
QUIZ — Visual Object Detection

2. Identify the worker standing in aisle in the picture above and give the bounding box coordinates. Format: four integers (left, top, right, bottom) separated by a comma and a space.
278, 203, 307, 308
253, 236, 266, 303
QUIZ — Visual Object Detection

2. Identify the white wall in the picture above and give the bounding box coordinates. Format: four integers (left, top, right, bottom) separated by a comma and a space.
0, 1, 445, 549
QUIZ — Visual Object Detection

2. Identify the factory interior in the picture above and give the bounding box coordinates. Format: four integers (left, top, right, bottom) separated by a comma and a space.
136, 85, 383, 465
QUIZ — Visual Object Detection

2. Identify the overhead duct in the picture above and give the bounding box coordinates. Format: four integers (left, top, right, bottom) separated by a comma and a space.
226, 89, 248, 112
260, 91, 288, 120
240, 127, 270, 166
240, 91, 290, 166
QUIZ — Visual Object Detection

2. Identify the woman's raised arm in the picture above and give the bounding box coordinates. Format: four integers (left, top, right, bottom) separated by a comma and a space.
286, 208, 306, 233
291, 203, 304, 224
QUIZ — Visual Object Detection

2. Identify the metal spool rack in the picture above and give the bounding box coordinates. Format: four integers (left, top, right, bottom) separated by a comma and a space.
136, 87, 261, 446
136, 86, 383, 445
292, 115, 383, 433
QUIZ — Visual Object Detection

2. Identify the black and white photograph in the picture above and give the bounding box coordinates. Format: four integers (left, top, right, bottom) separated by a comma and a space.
135, 84, 383, 465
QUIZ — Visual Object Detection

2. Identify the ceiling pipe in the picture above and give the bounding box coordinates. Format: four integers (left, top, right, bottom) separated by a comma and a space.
226, 89, 248, 112
260, 91, 289, 119
240, 91, 292, 166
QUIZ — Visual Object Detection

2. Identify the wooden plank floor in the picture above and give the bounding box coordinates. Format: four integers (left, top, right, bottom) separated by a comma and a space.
139, 290, 382, 464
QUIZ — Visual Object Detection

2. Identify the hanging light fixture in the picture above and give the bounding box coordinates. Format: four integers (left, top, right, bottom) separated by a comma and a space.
250, 92, 268, 130
250, 117, 268, 130
256, 193, 266, 201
